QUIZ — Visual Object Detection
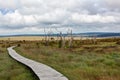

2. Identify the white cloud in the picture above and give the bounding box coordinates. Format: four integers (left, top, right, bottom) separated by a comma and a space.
71, 13, 117, 23
0, 0, 120, 34
105, 0, 120, 9
0, 0, 19, 9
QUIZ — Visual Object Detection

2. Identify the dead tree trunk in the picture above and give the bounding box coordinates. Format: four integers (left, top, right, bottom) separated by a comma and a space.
69, 30, 73, 48
62, 36, 65, 48
93, 35, 97, 44
44, 28, 48, 46
59, 32, 63, 48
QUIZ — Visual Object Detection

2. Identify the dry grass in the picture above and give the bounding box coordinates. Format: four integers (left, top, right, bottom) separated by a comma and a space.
0, 36, 45, 41
0, 45, 39, 80
14, 38, 120, 80
1, 37, 120, 80
0, 36, 100, 41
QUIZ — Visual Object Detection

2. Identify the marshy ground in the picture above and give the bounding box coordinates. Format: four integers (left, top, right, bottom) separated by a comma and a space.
0, 37, 120, 80
0, 45, 39, 80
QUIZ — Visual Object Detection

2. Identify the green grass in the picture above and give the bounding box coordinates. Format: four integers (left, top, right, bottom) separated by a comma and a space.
0, 46, 39, 80
15, 41, 120, 80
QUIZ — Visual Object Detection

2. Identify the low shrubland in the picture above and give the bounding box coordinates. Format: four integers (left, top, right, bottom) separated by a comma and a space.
0, 44, 39, 80
11, 37, 120, 80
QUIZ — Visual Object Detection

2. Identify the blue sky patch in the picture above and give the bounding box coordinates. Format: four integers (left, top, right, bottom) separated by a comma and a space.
0, 8, 15, 15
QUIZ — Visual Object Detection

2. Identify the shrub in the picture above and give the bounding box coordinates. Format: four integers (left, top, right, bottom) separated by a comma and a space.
116, 41, 120, 45
17, 44, 21, 47
58, 40, 62, 48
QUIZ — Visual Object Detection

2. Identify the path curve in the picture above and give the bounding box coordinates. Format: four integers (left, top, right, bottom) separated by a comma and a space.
7, 46, 68, 80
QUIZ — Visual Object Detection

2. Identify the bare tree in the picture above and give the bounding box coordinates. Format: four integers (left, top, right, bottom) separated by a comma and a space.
48, 27, 54, 41
55, 27, 61, 41
68, 29, 73, 48
59, 32, 63, 48
44, 27, 48, 46
93, 35, 97, 44
55, 27, 65, 48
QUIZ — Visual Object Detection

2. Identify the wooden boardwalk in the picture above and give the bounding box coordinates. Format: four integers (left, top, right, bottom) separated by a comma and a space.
7, 46, 68, 80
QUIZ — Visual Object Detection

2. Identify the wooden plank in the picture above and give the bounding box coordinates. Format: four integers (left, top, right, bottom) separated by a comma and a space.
7, 46, 68, 80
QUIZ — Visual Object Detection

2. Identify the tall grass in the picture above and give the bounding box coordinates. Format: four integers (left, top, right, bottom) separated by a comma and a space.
15, 39, 120, 80
0, 45, 39, 80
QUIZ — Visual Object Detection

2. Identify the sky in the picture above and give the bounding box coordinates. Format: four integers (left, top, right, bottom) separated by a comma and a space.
0, 0, 120, 35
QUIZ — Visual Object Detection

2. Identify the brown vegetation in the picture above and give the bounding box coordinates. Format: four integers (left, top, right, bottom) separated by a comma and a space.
0, 37, 120, 80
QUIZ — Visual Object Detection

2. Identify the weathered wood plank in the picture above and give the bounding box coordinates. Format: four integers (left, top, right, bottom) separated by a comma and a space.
7, 46, 68, 80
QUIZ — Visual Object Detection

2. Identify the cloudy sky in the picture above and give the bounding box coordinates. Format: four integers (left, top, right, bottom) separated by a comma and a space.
0, 0, 120, 35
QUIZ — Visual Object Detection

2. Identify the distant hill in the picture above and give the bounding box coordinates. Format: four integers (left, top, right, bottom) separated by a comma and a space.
0, 32, 120, 38
73, 32, 120, 37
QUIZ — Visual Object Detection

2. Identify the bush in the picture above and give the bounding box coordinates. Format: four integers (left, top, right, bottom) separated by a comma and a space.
17, 44, 21, 47
116, 41, 120, 45
58, 40, 62, 48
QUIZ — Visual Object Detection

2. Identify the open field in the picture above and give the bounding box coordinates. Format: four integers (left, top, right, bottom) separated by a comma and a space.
0, 37, 120, 80
12, 37, 120, 80
0, 36, 99, 41
0, 44, 39, 80
0, 36, 45, 41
